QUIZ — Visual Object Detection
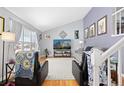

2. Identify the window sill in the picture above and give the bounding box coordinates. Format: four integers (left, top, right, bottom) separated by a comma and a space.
111, 34, 124, 37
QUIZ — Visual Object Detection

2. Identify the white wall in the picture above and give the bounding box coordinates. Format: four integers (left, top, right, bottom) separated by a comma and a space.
40, 20, 84, 62
0, 7, 41, 81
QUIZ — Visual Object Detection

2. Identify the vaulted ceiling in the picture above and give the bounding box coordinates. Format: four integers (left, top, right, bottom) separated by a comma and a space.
6, 7, 91, 32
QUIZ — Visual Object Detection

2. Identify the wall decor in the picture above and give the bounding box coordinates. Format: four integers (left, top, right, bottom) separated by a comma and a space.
38, 33, 42, 41
89, 23, 96, 37
45, 34, 51, 39
74, 30, 79, 39
84, 28, 88, 39
0, 16, 4, 35
59, 31, 67, 39
97, 16, 107, 35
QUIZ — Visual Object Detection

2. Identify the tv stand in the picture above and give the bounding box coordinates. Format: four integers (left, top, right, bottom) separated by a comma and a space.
54, 49, 71, 57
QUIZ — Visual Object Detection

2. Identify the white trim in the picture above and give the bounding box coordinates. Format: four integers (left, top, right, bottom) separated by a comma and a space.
111, 34, 124, 37
107, 57, 111, 86
121, 74, 124, 77
112, 7, 124, 36
112, 8, 124, 16
120, 12, 122, 34
101, 37, 124, 61
118, 48, 122, 86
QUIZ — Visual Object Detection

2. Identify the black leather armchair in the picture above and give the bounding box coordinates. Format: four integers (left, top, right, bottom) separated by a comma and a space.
72, 46, 93, 86
15, 52, 48, 86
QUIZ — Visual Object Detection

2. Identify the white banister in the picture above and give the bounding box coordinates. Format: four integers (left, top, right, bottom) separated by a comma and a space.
92, 37, 124, 86
101, 37, 124, 62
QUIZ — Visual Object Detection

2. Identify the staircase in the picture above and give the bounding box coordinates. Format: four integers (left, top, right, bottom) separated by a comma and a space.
91, 37, 124, 86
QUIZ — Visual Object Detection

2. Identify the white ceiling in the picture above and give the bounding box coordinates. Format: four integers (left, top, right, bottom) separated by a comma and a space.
6, 7, 91, 32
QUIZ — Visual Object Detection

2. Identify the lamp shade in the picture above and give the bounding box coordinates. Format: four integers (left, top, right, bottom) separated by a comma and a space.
2, 32, 15, 42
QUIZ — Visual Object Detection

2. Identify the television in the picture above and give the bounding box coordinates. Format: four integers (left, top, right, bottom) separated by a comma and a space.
53, 39, 71, 49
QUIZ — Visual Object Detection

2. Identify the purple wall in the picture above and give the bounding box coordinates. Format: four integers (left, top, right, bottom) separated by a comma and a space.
83, 7, 123, 48
83, 7, 124, 74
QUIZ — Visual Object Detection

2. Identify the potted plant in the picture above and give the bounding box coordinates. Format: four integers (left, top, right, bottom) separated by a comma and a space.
44, 48, 49, 58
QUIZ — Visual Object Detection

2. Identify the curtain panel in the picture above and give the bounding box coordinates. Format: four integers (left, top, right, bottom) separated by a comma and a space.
7, 19, 22, 61
36, 32, 42, 55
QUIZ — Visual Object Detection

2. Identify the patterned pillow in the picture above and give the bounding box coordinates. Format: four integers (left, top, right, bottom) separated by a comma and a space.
15, 51, 35, 79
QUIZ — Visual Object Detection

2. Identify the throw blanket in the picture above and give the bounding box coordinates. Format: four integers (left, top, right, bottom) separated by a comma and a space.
85, 51, 107, 86
15, 52, 35, 79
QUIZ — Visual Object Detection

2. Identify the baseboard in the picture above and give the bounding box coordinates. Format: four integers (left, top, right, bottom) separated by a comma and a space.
122, 74, 124, 77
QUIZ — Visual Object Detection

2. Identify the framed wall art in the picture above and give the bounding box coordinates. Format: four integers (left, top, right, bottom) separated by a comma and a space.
0, 16, 4, 35
74, 30, 79, 39
38, 33, 42, 41
59, 31, 67, 39
89, 23, 96, 37
44, 34, 51, 39
97, 16, 107, 35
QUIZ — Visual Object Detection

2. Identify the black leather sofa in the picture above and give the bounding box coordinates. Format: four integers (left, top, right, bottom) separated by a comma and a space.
15, 52, 48, 86
72, 46, 93, 86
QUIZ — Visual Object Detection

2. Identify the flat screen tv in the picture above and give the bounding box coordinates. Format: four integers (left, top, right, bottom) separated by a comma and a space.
53, 39, 71, 49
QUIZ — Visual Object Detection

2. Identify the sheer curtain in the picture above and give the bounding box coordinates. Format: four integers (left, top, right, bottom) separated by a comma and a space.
32, 31, 39, 51
36, 32, 42, 54
12, 19, 23, 42
7, 18, 22, 61
19, 27, 39, 52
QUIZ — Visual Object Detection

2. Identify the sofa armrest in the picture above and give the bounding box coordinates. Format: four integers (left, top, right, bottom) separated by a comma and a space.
72, 60, 81, 69
39, 60, 48, 85
72, 60, 83, 85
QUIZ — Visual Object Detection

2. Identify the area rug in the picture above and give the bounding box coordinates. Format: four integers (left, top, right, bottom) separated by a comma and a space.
46, 58, 74, 80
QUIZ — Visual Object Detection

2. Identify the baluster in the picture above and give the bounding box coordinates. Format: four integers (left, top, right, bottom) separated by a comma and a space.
118, 48, 122, 86
107, 57, 111, 86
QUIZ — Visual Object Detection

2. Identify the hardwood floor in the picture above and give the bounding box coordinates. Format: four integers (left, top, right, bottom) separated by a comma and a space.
122, 77, 124, 86
42, 80, 79, 86
39, 56, 47, 64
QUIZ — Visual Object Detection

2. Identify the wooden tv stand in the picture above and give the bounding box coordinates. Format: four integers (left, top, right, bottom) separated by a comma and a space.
54, 49, 71, 57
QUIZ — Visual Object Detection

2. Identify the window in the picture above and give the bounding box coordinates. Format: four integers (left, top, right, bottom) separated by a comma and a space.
15, 27, 38, 53
112, 7, 124, 35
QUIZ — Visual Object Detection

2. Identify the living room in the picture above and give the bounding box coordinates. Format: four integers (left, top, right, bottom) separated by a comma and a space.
0, 7, 90, 86
0, 7, 124, 87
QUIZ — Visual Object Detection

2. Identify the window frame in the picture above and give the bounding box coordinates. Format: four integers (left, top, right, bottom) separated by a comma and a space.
16, 27, 38, 52
112, 7, 124, 36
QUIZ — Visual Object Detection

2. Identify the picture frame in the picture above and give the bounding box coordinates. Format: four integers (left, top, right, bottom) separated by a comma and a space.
97, 16, 107, 35
89, 23, 96, 37
44, 34, 51, 39
38, 33, 42, 41
59, 31, 67, 39
74, 30, 79, 39
84, 28, 88, 39
0, 16, 4, 35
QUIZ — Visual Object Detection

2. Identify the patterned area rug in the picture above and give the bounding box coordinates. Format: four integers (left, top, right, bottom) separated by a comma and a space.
46, 58, 74, 80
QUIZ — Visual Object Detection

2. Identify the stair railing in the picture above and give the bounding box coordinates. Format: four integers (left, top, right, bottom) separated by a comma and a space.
91, 37, 124, 86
